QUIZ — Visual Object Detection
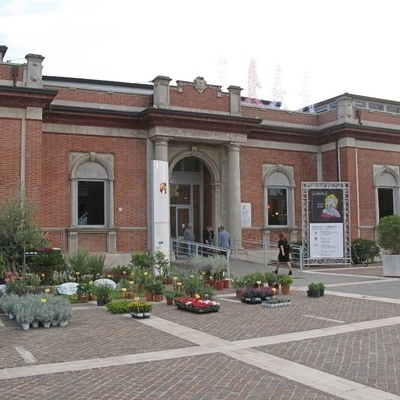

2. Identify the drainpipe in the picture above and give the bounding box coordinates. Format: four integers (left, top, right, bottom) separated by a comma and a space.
336, 140, 341, 182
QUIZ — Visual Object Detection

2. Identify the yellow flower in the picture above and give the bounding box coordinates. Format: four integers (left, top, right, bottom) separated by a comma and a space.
129, 280, 134, 285
122, 288, 127, 292
45, 288, 50, 293
41, 298, 47, 303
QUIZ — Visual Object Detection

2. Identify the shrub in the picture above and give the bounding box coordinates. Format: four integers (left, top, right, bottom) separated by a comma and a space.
351, 238, 380, 260
106, 300, 135, 314
377, 215, 400, 255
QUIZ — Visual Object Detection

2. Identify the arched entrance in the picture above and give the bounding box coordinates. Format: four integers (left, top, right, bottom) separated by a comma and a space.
169, 156, 214, 243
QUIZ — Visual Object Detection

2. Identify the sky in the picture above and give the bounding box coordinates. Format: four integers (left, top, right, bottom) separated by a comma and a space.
1, 0, 400, 110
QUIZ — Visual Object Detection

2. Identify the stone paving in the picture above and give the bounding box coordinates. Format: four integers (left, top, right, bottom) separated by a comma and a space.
0, 264, 399, 400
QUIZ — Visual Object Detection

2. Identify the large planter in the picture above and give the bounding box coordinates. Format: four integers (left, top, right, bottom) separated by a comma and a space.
166, 296, 174, 306
382, 255, 400, 277
214, 280, 224, 290
145, 291, 153, 302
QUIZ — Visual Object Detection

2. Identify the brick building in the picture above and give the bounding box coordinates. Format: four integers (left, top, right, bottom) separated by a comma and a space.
1, 45, 400, 264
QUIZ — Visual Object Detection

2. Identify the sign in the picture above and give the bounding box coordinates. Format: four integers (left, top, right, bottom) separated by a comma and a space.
241, 203, 251, 228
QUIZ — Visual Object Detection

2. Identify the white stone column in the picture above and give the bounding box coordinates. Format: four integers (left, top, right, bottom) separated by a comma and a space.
154, 138, 170, 162
228, 143, 242, 247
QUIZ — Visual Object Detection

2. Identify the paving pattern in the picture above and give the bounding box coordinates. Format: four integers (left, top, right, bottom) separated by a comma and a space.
1, 264, 399, 400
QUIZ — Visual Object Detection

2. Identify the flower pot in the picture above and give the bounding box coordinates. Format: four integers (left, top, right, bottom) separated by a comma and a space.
311, 290, 320, 298
32, 320, 40, 328
138, 284, 145, 292
43, 321, 51, 328
214, 280, 224, 290
89, 294, 97, 301
166, 296, 174, 306
153, 294, 163, 302
21, 322, 30, 331
223, 279, 230, 289
281, 285, 290, 295
320, 290, 325, 297
96, 298, 111, 306
145, 291, 153, 302
131, 312, 144, 318
143, 312, 151, 317
59, 320, 68, 327
235, 289, 243, 299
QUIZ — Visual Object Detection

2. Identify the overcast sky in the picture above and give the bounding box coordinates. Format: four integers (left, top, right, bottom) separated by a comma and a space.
1, 0, 399, 110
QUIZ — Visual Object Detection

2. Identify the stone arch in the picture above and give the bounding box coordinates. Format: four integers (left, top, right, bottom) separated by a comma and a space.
169, 149, 220, 183
263, 164, 295, 188
70, 152, 114, 180
374, 165, 399, 187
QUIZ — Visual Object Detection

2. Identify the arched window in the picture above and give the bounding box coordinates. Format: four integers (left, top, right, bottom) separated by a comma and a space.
70, 153, 114, 227
263, 165, 295, 227
374, 165, 400, 221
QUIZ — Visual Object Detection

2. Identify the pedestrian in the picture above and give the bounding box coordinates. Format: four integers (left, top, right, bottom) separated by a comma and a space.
183, 223, 195, 256
274, 232, 292, 275
218, 225, 230, 258
203, 224, 214, 256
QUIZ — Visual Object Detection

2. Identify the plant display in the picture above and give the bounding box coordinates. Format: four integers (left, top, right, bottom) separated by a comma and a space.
174, 296, 220, 314
262, 298, 291, 307
241, 286, 273, 303
92, 281, 114, 300
106, 300, 135, 314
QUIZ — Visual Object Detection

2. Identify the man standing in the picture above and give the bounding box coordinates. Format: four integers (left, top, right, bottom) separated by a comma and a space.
218, 225, 230, 258
183, 223, 195, 256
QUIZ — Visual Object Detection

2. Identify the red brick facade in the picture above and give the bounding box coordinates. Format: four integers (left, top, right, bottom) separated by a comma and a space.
2, 46, 400, 261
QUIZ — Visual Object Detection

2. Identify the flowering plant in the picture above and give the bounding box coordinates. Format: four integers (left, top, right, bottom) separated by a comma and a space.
241, 286, 273, 301
174, 296, 220, 313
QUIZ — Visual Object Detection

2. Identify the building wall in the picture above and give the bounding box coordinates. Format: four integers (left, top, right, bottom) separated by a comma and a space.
3, 47, 400, 261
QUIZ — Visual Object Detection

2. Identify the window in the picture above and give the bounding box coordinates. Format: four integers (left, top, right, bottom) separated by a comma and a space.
70, 152, 114, 228
374, 165, 399, 222
78, 181, 105, 225
264, 165, 294, 227
378, 188, 394, 219
268, 188, 287, 225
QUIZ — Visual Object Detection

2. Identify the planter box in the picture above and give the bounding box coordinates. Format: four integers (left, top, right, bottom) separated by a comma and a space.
262, 299, 291, 308
241, 297, 262, 304
131, 312, 150, 319
174, 297, 220, 314
382, 255, 400, 277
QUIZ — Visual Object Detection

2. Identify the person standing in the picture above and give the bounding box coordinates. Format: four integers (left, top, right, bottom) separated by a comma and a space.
274, 232, 292, 275
218, 225, 230, 258
203, 225, 214, 256
183, 223, 195, 256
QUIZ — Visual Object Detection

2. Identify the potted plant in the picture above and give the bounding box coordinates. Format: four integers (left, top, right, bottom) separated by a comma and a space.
76, 282, 93, 302
278, 275, 294, 295
163, 289, 176, 305
93, 282, 114, 305
152, 279, 164, 302
307, 282, 320, 298
15, 298, 35, 330
317, 282, 325, 297
232, 276, 246, 299
377, 215, 400, 276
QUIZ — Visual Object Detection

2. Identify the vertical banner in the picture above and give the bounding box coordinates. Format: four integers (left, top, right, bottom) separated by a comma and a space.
309, 188, 344, 258
150, 160, 170, 261
241, 203, 251, 228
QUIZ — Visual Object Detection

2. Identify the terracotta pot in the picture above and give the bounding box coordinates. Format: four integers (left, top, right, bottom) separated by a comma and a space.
166, 296, 174, 305
153, 294, 163, 302
214, 280, 224, 290
281, 285, 290, 295
138, 284, 145, 293
145, 291, 153, 301
223, 279, 230, 289
235, 289, 243, 299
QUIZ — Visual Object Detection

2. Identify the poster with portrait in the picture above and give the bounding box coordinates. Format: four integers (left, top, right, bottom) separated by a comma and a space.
309, 189, 344, 224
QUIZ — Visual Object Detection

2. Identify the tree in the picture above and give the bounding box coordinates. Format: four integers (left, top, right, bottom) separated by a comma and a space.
0, 193, 47, 273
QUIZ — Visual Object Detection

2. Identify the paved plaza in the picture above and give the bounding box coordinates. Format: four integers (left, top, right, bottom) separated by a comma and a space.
1, 261, 400, 400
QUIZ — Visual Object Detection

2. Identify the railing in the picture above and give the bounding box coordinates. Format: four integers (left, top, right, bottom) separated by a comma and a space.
170, 238, 230, 276
232, 238, 304, 272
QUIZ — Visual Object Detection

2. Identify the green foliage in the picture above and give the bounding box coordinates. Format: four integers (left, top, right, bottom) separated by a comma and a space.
351, 238, 380, 260
0, 192, 48, 273
93, 282, 114, 299
278, 274, 293, 286
377, 215, 400, 254
130, 251, 155, 270
110, 264, 132, 282
105, 300, 135, 314
67, 249, 91, 275
308, 282, 320, 292
87, 253, 106, 277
